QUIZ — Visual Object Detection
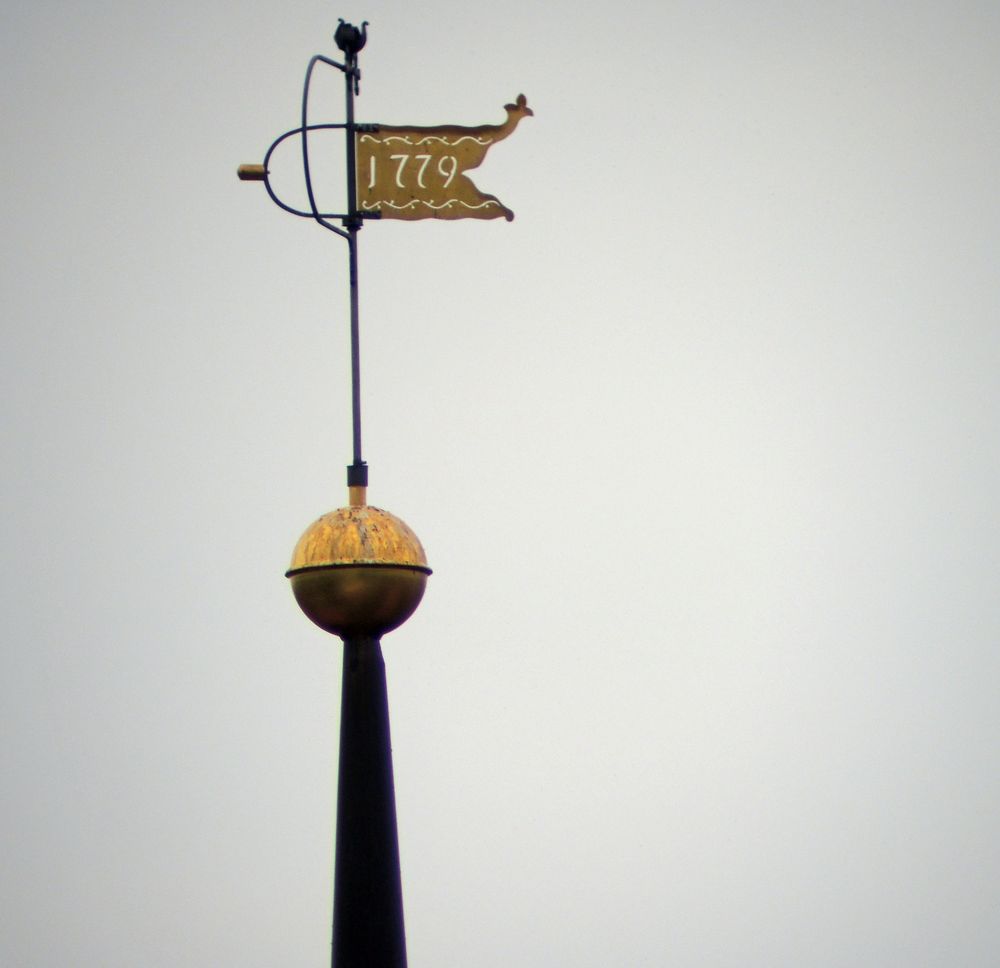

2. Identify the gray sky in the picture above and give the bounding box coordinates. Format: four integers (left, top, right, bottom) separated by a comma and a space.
3, 2, 999, 966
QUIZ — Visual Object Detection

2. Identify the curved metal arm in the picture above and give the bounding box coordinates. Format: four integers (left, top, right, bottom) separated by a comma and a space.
251, 125, 381, 225
301, 55, 351, 238
262, 125, 357, 223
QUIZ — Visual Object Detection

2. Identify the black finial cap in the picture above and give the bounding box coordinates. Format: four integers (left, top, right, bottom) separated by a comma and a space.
335, 20, 368, 58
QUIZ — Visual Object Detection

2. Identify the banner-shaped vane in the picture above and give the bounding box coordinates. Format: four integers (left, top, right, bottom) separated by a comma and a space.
357, 95, 532, 221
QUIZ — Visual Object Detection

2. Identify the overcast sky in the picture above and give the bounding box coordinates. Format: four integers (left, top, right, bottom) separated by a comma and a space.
3, 2, 999, 966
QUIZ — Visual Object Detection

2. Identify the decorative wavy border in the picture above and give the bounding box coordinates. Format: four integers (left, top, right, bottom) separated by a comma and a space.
359, 134, 494, 147
360, 198, 501, 212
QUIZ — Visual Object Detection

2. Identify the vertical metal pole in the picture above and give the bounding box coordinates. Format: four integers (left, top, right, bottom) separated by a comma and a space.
331, 637, 408, 968
348, 237, 362, 469
333, 33, 407, 968
344, 53, 367, 488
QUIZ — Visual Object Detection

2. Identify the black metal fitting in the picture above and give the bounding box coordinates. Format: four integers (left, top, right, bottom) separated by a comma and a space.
347, 462, 369, 487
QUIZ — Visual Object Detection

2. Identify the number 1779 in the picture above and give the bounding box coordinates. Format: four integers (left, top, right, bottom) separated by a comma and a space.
369, 153, 459, 190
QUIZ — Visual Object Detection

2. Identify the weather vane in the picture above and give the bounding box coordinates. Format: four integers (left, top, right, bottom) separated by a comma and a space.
239, 18, 531, 500
237, 20, 530, 968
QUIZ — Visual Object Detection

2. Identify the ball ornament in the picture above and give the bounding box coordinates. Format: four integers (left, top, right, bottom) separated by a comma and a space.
286, 504, 430, 638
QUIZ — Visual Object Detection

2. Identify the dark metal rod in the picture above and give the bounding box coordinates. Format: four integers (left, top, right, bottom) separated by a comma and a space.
344, 63, 359, 223
332, 637, 407, 968
348, 233, 363, 469
344, 51, 364, 474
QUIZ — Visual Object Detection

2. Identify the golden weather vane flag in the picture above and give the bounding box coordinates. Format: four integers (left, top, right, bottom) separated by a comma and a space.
357, 95, 533, 221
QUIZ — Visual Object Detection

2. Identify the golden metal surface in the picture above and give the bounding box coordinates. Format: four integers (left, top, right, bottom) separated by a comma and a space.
288, 505, 429, 572
287, 505, 430, 639
348, 485, 367, 507
356, 95, 532, 221
237, 163, 267, 181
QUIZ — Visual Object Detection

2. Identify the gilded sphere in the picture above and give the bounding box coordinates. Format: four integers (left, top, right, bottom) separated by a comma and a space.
286, 505, 430, 639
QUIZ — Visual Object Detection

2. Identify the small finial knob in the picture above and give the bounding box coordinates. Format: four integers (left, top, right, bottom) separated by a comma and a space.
334, 19, 368, 59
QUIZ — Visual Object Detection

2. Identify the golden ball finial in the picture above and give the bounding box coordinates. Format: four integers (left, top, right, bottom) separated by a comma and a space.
286, 500, 430, 639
